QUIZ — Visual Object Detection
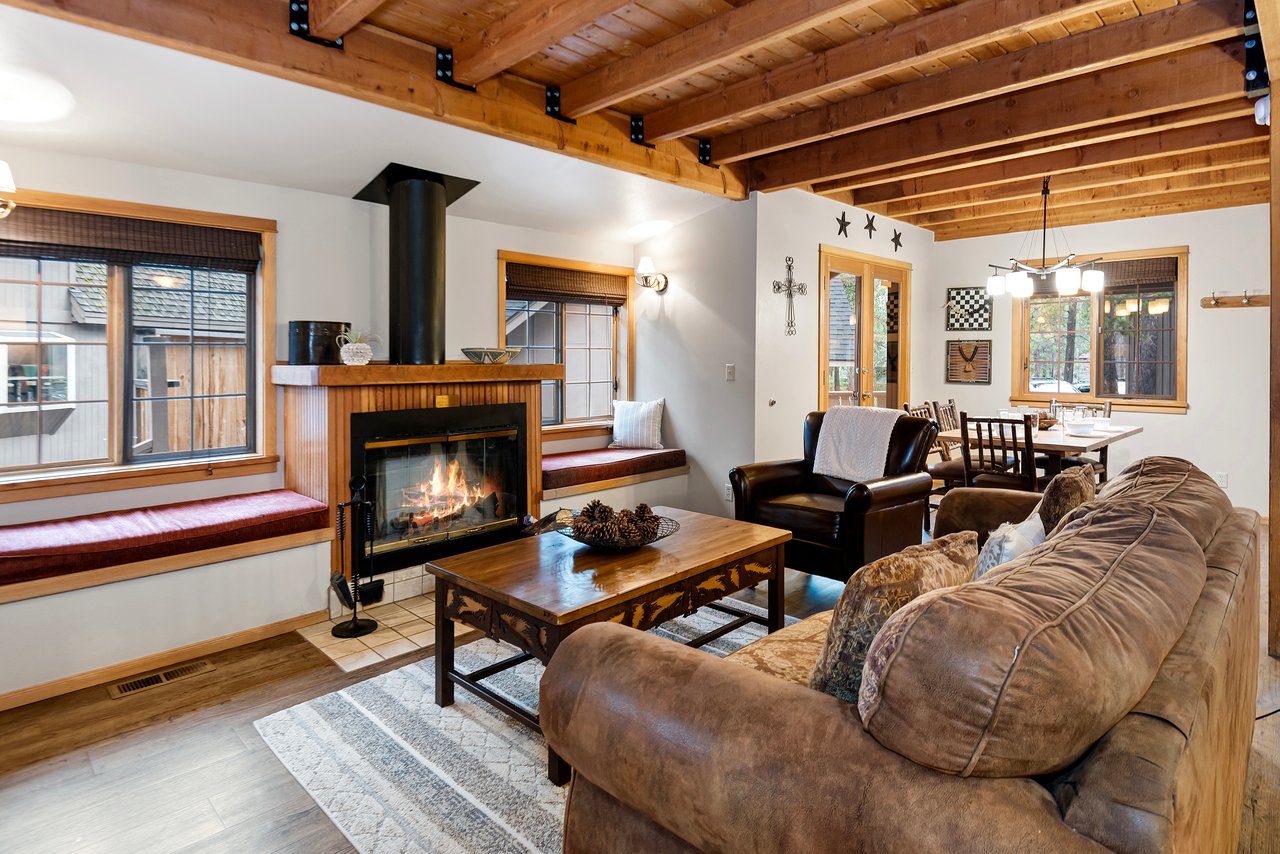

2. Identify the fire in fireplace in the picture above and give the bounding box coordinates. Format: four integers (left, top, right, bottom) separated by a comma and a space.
351, 404, 527, 575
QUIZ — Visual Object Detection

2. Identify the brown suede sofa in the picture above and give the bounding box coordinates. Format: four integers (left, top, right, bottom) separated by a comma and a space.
542, 457, 1260, 853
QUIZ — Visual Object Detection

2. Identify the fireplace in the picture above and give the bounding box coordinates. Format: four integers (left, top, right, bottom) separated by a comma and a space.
350, 403, 528, 575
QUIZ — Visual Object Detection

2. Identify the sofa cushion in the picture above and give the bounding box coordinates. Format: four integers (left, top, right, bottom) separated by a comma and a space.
974, 514, 1045, 578
858, 503, 1207, 778
1069, 456, 1230, 550
752, 493, 844, 543
724, 611, 832, 686
811, 532, 977, 703
1037, 465, 1096, 531
0, 490, 330, 586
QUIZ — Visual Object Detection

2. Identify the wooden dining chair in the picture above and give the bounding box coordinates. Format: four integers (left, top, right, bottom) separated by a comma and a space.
960, 412, 1041, 492
905, 402, 949, 530
1055, 401, 1113, 484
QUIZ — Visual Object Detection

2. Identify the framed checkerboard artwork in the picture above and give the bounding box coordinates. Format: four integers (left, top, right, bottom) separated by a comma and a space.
945, 286, 993, 332
945, 339, 992, 385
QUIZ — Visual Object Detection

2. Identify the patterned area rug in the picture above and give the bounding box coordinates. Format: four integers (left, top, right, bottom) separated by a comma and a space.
256, 601, 789, 854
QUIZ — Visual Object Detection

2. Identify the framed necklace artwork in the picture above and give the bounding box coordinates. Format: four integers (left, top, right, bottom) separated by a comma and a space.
945, 339, 991, 384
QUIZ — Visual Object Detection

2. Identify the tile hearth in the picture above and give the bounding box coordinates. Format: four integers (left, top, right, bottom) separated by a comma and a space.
298, 593, 440, 672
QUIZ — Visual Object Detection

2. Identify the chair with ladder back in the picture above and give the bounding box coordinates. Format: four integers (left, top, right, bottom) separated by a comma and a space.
960, 412, 1044, 492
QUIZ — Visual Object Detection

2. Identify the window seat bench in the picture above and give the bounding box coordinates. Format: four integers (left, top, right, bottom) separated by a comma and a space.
541, 448, 689, 501
0, 489, 330, 603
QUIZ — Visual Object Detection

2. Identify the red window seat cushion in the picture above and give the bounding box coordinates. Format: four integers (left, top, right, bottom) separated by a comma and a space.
0, 489, 329, 587
542, 448, 687, 491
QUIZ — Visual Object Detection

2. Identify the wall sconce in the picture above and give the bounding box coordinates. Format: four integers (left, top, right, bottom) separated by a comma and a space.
635, 255, 668, 293
0, 160, 15, 219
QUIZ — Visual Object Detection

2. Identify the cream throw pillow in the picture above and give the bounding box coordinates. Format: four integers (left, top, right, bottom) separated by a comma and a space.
974, 513, 1046, 578
610, 398, 665, 449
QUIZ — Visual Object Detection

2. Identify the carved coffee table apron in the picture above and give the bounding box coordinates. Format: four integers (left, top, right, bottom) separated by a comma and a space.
427, 506, 790, 784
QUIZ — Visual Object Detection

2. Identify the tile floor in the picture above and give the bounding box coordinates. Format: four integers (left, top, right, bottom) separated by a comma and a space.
297, 593, 441, 672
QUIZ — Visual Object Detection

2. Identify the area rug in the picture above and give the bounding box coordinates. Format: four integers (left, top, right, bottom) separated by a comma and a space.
255, 601, 792, 854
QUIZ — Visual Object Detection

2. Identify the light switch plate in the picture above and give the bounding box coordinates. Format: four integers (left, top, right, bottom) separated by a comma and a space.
725, 363, 736, 381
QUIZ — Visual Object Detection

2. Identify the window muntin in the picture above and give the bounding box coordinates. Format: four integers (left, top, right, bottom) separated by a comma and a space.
1099, 285, 1177, 400
505, 298, 617, 425
1027, 293, 1092, 395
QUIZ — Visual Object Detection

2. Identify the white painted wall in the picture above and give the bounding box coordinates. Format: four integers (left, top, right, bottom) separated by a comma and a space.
634, 198, 757, 516
0, 144, 631, 525
753, 190, 936, 462
0, 543, 329, 696
920, 204, 1270, 512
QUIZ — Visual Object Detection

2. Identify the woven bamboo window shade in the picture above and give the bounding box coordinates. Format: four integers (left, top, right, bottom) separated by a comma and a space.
505, 262, 628, 307
0, 205, 262, 272
1031, 256, 1177, 296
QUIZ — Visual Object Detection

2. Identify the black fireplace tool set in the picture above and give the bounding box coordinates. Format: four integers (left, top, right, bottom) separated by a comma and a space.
330, 476, 379, 639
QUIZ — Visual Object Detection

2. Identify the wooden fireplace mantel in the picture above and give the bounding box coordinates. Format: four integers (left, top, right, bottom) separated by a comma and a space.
271, 362, 565, 387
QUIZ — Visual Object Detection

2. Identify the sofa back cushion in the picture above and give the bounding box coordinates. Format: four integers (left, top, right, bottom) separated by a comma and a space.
1072, 456, 1230, 549
858, 503, 1207, 778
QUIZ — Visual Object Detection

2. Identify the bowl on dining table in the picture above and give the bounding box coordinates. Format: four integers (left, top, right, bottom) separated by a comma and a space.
1065, 422, 1096, 437
1088, 417, 1112, 429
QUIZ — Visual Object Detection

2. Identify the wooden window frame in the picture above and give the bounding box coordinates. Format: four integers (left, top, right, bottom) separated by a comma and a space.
0, 190, 279, 503
817, 245, 912, 411
496, 250, 635, 435
1009, 246, 1189, 415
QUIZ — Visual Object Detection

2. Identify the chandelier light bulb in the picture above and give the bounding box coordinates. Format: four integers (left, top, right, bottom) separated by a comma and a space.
1081, 269, 1105, 293
1055, 267, 1081, 296
1007, 270, 1033, 298
986, 274, 1006, 296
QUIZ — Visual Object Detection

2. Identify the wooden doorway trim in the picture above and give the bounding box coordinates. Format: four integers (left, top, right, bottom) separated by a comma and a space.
817, 245, 912, 411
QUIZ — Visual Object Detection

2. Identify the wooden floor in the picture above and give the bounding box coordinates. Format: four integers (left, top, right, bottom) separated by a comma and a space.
0, 565, 1275, 853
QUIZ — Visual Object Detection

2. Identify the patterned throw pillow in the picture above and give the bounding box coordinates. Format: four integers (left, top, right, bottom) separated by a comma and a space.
1037, 465, 1097, 531
974, 514, 1046, 578
810, 532, 978, 704
609, 398, 665, 449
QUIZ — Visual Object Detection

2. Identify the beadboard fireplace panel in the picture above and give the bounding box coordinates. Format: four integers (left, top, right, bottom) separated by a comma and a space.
273, 362, 563, 577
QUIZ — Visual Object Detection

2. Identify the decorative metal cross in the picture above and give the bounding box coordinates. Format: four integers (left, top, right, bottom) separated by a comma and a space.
772, 256, 807, 336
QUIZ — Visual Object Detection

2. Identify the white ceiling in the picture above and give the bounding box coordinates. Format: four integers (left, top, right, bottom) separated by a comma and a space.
0, 5, 731, 244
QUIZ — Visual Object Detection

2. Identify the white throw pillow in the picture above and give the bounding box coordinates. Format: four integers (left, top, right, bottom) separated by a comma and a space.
610, 398, 665, 449
974, 513, 1046, 578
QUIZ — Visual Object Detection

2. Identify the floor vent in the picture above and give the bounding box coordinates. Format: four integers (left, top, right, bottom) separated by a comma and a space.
107, 659, 216, 699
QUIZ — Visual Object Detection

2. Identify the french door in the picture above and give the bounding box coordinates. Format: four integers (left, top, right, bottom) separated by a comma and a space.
818, 246, 912, 410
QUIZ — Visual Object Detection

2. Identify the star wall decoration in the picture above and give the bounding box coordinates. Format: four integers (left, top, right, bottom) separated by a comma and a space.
864, 214, 877, 238
836, 211, 851, 237
891, 229, 904, 253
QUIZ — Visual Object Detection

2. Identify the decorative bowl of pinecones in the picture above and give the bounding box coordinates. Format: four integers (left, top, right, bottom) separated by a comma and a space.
557, 500, 680, 550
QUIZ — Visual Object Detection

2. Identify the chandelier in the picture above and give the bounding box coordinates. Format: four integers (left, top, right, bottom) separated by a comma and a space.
985, 177, 1102, 298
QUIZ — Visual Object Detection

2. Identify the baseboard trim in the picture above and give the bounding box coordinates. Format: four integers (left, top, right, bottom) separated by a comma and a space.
0, 609, 326, 713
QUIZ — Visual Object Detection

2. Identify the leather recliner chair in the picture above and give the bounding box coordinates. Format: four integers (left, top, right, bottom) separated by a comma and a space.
729, 411, 937, 582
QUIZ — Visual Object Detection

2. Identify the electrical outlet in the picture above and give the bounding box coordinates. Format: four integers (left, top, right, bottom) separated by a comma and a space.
725, 363, 736, 381
723, 483, 733, 502
1214, 472, 1229, 489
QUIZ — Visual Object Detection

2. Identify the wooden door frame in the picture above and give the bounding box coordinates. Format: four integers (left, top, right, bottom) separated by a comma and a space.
817, 245, 912, 410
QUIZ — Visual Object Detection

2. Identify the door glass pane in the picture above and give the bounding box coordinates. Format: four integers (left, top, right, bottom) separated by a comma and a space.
872, 277, 902, 409
826, 270, 860, 407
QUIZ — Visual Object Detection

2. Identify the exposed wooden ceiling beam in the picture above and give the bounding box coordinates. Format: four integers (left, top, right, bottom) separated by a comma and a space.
309, 0, 386, 41
558, 0, 876, 118
820, 105, 1257, 196
1, 0, 744, 200
929, 182, 1270, 240
640, 0, 1121, 142
871, 136, 1269, 216
644, 0, 1120, 142
713, 0, 1242, 163
451, 0, 631, 86
904, 165, 1269, 227
750, 43, 1247, 192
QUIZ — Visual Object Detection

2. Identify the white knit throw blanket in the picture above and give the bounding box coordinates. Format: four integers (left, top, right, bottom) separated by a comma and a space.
812, 406, 904, 483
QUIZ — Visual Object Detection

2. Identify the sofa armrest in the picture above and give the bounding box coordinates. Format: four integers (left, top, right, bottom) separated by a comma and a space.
543, 623, 1105, 854
934, 487, 1041, 544
844, 471, 933, 514
729, 459, 806, 521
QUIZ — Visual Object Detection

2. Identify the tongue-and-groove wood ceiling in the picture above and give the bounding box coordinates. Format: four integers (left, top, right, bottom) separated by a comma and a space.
9, 0, 1268, 238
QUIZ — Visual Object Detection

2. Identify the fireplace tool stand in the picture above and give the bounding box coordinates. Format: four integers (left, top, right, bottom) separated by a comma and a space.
330, 476, 379, 639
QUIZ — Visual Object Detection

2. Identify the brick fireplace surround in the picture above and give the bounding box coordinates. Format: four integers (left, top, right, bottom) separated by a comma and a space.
272, 362, 564, 578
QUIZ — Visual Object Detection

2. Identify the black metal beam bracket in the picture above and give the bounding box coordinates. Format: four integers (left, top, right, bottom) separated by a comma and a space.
698, 139, 716, 167
1244, 0, 1270, 98
630, 116, 655, 149
545, 86, 576, 124
436, 48, 477, 93
288, 1, 344, 49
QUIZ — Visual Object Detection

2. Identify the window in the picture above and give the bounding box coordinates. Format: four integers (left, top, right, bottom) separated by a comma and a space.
1013, 248, 1187, 411
498, 253, 631, 427
0, 199, 270, 481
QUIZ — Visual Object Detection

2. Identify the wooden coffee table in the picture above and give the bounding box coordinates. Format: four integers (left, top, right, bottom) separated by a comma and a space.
427, 506, 790, 784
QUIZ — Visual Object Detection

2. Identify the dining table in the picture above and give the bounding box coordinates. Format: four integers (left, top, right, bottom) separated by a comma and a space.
936, 422, 1143, 478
